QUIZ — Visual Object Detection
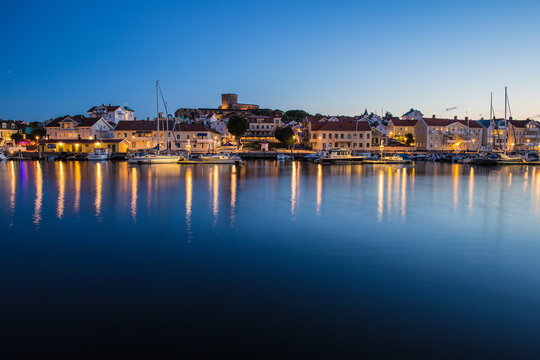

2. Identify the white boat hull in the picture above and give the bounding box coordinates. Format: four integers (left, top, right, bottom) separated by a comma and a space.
128, 155, 180, 164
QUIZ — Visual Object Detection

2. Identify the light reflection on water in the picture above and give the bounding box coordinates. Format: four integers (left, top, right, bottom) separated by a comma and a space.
2, 161, 540, 230
2, 160, 540, 357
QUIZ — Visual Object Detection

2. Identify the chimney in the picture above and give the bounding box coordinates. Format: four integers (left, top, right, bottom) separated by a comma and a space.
509, 116, 513, 120
454, 116, 458, 120
109, 104, 111, 106
465, 117, 469, 121
432, 115, 436, 118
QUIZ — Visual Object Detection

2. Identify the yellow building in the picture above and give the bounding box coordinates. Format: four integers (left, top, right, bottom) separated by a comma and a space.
39, 139, 130, 153
309, 120, 372, 151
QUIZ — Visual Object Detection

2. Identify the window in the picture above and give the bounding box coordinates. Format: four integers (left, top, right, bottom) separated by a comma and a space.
329, 134, 332, 139
367, 134, 370, 139
359, 134, 363, 139
366, 143, 370, 147
312, 134, 316, 139
323, 133, 326, 139
340, 134, 344, 139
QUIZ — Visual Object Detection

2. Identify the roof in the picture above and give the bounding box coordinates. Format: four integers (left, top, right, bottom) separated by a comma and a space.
509, 119, 535, 128
45, 116, 110, 128
311, 120, 371, 132
114, 120, 220, 134
389, 118, 418, 126
422, 117, 457, 127
87, 104, 126, 113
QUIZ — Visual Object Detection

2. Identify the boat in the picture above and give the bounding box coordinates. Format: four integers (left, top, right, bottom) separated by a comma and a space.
495, 153, 524, 165
87, 148, 109, 161
128, 153, 180, 164
128, 81, 181, 165
277, 153, 292, 161
198, 153, 243, 164
315, 148, 364, 164
0, 153, 6, 162
364, 154, 412, 164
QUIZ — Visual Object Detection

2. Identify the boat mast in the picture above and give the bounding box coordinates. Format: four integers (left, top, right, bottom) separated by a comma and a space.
504, 86, 508, 155
156, 80, 160, 152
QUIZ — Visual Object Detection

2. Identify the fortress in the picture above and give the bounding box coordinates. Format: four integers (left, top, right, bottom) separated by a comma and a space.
175, 93, 259, 118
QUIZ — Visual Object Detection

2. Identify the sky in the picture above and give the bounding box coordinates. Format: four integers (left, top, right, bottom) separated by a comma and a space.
1, 0, 539, 122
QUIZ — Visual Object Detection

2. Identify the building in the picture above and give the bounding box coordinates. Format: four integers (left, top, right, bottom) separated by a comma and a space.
387, 118, 419, 138
219, 94, 259, 111
309, 120, 372, 151
245, 114, 283, 140
45, 116, 115, 140
175, 93, 259, 118
486, 119, 540, 151
415, 116, 484, 151
0, 120, 20, 146
39, 139, 130, 153
87, 104, 135, 123
114, 120, 221, 152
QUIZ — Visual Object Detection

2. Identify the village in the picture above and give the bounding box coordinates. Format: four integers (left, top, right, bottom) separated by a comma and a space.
1, 92, 540, 164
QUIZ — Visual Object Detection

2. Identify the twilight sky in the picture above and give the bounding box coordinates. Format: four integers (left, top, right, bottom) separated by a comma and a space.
1, 0, 539, 122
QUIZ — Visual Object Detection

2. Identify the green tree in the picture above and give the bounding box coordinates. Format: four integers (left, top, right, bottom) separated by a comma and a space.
282, 110, 311, 123
384, 111, 393, 118
274, 127, 296, 149
227, 114, 250, 148
250, 108, 274, 116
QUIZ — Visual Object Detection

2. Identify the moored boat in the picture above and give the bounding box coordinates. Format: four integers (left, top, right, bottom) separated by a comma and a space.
87, 148, 110, 161
316, 148, 364, 164
363, 153, 412, 164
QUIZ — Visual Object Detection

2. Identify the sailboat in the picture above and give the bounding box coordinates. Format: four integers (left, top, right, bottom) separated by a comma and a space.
495, 87, 524, 165
128, 81, 181, 164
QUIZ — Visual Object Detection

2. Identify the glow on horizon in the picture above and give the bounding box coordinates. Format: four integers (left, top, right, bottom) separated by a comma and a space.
1, 1, 540, 121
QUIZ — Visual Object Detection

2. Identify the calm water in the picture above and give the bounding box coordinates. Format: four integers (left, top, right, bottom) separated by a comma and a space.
2, 160, 540, 358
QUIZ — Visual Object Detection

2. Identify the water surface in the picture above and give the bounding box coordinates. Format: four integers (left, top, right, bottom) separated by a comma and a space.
1, 161, 540, 358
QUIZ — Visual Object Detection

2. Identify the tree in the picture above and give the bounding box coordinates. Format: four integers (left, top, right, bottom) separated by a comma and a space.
274, 127, 296, 149
384, 111, 393, 118
282, 110, 311, 123
250, 108, 274, 116
11, 133, 23, 144
227, 114, 249, 148
404, 133, 414, 146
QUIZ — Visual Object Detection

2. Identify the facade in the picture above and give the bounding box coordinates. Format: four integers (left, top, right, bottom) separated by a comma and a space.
45, 116, 115, 140
387, 118, 419, 138
309, 120, 372, 151
87, 104, 135, 123
114, 120, 221, 152
245, 115, 283, 139
39, 139, 130, 153
487, 119, 540, 151
0, 120, 20, 146
415, 116, 484, 151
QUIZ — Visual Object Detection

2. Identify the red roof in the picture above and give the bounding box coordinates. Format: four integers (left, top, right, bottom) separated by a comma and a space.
311, 120, 371, 131
389, 118, 418, 126
114, 120, 220, 134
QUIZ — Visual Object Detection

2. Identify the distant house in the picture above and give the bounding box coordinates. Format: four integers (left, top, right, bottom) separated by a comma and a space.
45, 116, 115, 140
0, 120, 20, 146
245, 115, 283, 140
415, 116, 484, 151
387, 118, 419, 138
87, 104, 135, 124
309, 120, 372, 151
401, 109, 424, 120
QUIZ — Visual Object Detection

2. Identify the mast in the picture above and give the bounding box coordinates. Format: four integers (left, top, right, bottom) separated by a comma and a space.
504, 86, 508, 154
156, 80, 160, 152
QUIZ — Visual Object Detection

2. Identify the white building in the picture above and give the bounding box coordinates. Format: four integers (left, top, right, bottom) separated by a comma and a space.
45, 116, 115, 140
87, 104, 135, 124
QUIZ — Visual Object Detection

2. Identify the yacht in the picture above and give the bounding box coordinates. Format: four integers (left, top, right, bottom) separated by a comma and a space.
364, 154, 412, 164
198, 153, 243, 164
495, 153, 524, 165
276, 153, 292, 161
0, 153, 6, 162
316, 148, 364, 164
87, 148, 110, 161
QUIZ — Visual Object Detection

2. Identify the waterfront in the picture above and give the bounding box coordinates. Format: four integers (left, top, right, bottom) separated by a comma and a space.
2, 161, 540, 357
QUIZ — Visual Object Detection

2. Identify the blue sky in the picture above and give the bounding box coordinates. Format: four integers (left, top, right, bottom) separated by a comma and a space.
1, 0, 539, 121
